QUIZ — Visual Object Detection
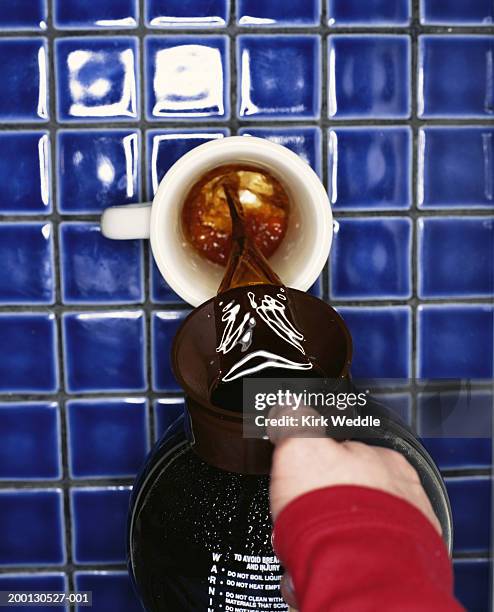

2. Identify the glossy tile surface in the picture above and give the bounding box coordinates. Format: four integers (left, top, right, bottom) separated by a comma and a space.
145, 36, 228, 120
154, 398, 186, 441
0, 314, 58, 394
329, 0, 410, 25
55, 37, 138, 122
337, 307, 411, 379
238, 35, 321, 119
421, 0, 494, 24
331, 218, 412, 299
152, 311, 189, 391
239, 127, 322, 177
57, 129, 140, 214
419, 36, 494, 117
328, 128, 411, 210
418, 127, 494, 209
418, 217, 494, 298
74, 572, 142, 612
0, 38, 48, 122
0, 223, 54, 304
0, 132, 51, 214
0, 1, 47, 30
238, 0, 320, 26
71, 487, 131, 564
147, 129, 228, 196
0, 402, 61, 480
446, 477, 492, 553
54, 0, 138, 29
146, 0, 228, 27
60, 223, 143, 304
418, 305, 494, 379
67, 398, 149, 478
328, 36, 410, 119
150, 257, 184, 304
63, 312, 146, 392
0, 490, 64, 566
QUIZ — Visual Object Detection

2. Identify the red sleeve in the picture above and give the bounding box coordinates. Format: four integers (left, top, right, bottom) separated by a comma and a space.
273, 485, 463, 612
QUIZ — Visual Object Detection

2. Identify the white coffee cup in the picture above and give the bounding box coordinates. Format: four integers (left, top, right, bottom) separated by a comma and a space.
101, 136, 332, 306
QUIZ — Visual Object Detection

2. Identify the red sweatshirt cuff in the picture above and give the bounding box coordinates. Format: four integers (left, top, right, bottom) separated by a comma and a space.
273, 486, 460, 612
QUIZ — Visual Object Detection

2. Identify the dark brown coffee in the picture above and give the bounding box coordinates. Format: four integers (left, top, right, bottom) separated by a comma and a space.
181, 164, 290, 266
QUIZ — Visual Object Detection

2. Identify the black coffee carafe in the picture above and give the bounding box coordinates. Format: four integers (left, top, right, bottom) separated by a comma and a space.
128, 186, 452, 611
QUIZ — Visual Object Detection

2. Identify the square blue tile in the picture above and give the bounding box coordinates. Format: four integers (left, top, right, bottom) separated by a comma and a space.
418, 390, 492, 469
74, 572, 142, 612
308, 276, 323, 299
146, 0, 228, 27
418, 305, 494, 379
71, 487, 131, 564
419, 36, 494, 118
154, 398, 186, 441
63, 312, 146, 393
0, 38, 48, 122
152, 311, 189, 392
330, 218, 412, 300
0, 574, 67, 612
328, 0, 410, 25
0, 223, 54, 305
60, 223, 144, 304
418, 127, 494, 210
55, 37, 139, 122
374, 393, 412, 425
0, 1, 47, 31
150, 256, 184, 304
0, 132, 51, 214
418, 217, 494, 298
67, 398, 149, 479
328, 128, 411, 210
0, 490, 65, 566
238, 0, 320, 26
147, 129, 228, 196
337, 307, 411, 379
445, 477, 491, 553
0, 402, 61, 481
239, 128, 322, 178
0, 313, 58, 394
145, 36, 229, 120
421, 0, 494, 25
328, 36, 410, 119
454, 559, 491, 612
57, 129, 140, 214
237, 35, 321, 119
54, 0, 138, 29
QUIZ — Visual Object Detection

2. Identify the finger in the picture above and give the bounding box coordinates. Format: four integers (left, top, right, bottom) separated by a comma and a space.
280, 573, 297, 608
266, 404, 326, 445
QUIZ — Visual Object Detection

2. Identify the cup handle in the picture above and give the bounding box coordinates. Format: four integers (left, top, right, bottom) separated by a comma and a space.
100, 203, 152, 239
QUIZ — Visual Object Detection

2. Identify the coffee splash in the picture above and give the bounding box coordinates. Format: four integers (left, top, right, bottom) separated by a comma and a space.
209, 185, 320, 411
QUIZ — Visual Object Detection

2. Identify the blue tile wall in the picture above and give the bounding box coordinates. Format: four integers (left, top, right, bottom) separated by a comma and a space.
0, 222, 54, 304
0, 1, 492, 607
57, 129, 140, 214
0, 574, 67, 612
71, 487, 131, 564
67, 398, 149, 478
328, 127, 411, 210
60, 223, 144, 303
0, 132, 51, 214
328, 36, 411, 118
237, 35, 321, 119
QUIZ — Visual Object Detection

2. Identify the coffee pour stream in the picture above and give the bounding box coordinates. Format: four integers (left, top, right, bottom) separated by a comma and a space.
127, 179, 452, 612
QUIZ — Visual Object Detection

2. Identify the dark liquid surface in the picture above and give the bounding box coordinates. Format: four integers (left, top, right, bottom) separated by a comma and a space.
181, 164, 290, 266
